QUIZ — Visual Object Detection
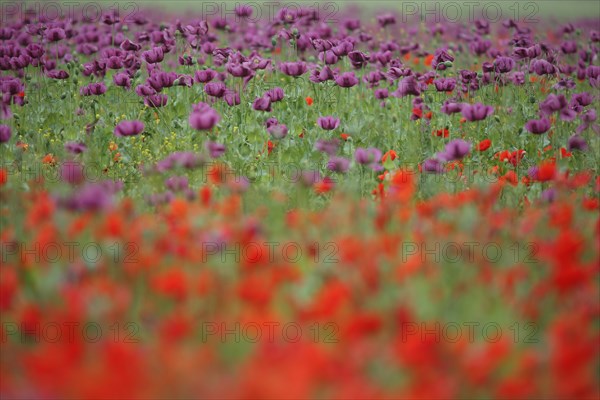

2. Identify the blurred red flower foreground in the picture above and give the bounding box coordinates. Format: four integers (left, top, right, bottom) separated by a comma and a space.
1, 172, 598, 399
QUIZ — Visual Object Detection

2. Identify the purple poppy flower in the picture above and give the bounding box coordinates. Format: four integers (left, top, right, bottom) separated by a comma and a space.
576, 109, 598, 134
60, 161, 85, 185
46, 27, 66, 42
441, 101, 464, 115
194, 69, 217, 83
206, 141, 226, 158
439, 139, 471, 161
470, 39, 492, 56
165, 176, 189, 192
312, 39, 333, 52
530, 59, 557, 76
432, 48, 455, 70
541, 188, 556, 203
121, 39, 141, 51
145, 94, 168, 108
60, 181, 121, 212
106, 56, 123, 70
227, 63, 253, 78
348, 51, 369, 69
317, 116, 340, 130
570, 92, 593, 109
332, 40, 354, 57
135, 84, 156, 97
266, 87, 285, 102
344, 19, 360, 31
327, 156, 350, 173
279, 62, 307, 77
113, 72, 131, 89
156, 152, 205, 172
267, 123, 288, 139
539, 94, 568, 116
355, 147, 383, 171
423, 158, 444, 174
231, 4, 251, 17
377, 13, 396, 28
335, 72, 359, 88
64, 141, 87, 154
434, 78, 456, 92
319, 51, 339, 65
80, 82, 107, 96
374, 89, 389, 100
393, 75, 421, 97
315, 139, 340, 156
265, 118, 279, 129
224, 90, 241, 107
114, 120, 144, 137
142, 47, 164, 64
507, 72, 524, 86
553, 78, 576, 91
297, 170, 322, 186
175, 75, 193, 88
561, 40, 577, 54
494, 56, 515, 73
461, 103, 494, 121
525, 118, 551, 134
204, 81, 227, 98
189, 103, 220, 130
252, 96, 272, 112
0, 125, 11, 143
567, 134, 588, 151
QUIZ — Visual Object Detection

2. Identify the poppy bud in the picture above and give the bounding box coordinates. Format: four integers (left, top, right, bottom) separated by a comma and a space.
443, 60, 453, 68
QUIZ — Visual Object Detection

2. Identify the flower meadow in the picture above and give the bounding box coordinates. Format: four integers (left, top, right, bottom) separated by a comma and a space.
0, 1, 599, 399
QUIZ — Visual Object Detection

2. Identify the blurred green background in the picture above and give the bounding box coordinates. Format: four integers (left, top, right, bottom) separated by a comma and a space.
127, 0, 599, 19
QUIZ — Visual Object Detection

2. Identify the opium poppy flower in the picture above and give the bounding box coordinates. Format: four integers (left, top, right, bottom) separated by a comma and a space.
567, 135, 588, 151
0, 125, 11, 143
60, 161, 85, 185
279, 61, 307, 77
461, 103, 494, 121
355, 147, 383, 171
114, 120, 144, 137
335, 72, 359, 88
317, 116, 340, 130
438, 139, 471, 161
189, 104, 220, 130
327, 156, 350, 173
525, 118, 551, 134
267, 123, 288, 139
423, 158, 444, 173
253, 96, 272, 112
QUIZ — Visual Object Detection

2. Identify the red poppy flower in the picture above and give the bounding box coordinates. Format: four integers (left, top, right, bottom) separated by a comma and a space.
433, 128, 449, 138
382, 150, 397, 162
478, 139, 492, 151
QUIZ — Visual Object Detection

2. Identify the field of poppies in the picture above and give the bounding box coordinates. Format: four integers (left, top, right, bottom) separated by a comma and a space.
0, 1, 599, 399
